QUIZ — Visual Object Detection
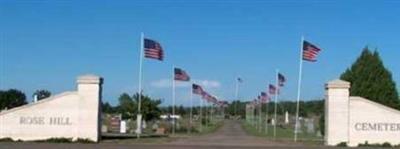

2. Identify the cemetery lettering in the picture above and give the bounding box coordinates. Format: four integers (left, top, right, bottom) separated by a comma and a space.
19, 116, 72, 125
354, 122, 400, 131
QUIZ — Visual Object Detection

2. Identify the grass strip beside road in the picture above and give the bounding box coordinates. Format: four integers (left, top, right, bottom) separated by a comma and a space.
101, 118, 225, 144
240, 120, 323, 146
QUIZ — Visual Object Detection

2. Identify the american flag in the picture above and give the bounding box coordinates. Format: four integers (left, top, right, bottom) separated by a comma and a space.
201, 92, 212, 101
217, 101, 224, 106
237, 77, 243, 83
174, 68, 190, 81
260, 92, 270, 103
204, 94, 216, 103
252, 99, 258, 106
269, 84, 278, 95
278, 73, 286, 87
144, 38, 164, 61
210, 96, 218, 104
303, 40, 321, 62
192, 84, 204, 95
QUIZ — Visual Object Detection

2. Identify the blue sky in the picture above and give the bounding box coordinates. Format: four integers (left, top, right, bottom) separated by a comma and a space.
1, 0, 399, 106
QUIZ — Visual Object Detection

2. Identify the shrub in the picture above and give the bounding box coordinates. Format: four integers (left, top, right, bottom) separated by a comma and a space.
336, 142, 348, 147
0, 138, 13, 142
358, 141, 393, 147
382, 142, 392, 147
76, 138, 95, 143
201, 118, 210, 125
34, 137, 73, 143
0, 137, 95, 143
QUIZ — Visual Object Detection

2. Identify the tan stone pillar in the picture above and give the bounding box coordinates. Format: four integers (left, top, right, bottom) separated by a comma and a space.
325, 80, 350, 146
77, 74, 103, 142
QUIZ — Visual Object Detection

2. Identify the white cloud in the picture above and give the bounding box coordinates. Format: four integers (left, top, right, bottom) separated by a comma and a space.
150, 79, 221, 89
195, 80, 221, 88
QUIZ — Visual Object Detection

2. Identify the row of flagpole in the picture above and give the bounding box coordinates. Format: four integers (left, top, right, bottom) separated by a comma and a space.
246, 36, 322, 142
248, 70, 285, 140
136, 32, 322, 142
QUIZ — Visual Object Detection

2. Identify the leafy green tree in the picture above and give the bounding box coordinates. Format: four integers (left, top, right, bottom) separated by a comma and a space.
226, 100, 247, 118
102, 101, 117, 113
117, 93, 162, 121
33, 89, 51, 101
177, 105, 186, 116
118, 93, 136, 119
132, 93, 162, 121
0, 89, 27, 110
340, 48, 400, 110
319, 113, 325, 136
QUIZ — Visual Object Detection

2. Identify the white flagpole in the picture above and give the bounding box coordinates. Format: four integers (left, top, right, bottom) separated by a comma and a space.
256, 102, 259, 131
200, 97, 203, 132
172, 66, 176, 135
136, 32, 144, 138
252, 104, 255, 126
211, 103, 214, 124
253, 102, 256, 127
273, 69, 279, 140
294, 36, 304, 142
206, 102, 209, 127
265, 100, 269, 134
258, 102, 262, 133
189, 82, 193, 134
234, 78, 239, 116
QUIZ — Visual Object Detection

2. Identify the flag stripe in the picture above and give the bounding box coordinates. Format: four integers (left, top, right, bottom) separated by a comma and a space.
174, 68, 190, 81
302, 40, 321, 62
144, 38, 163, 61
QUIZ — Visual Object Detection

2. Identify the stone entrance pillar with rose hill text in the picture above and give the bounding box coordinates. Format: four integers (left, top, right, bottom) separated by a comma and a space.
0, 74, 103, 142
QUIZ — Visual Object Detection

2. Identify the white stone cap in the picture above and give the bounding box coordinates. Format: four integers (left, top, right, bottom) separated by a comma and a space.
325, 79, 350, 89
77, 74, 103, 84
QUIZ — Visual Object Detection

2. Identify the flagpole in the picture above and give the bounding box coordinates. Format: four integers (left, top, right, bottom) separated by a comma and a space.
294, 36, 304, 142
189, 82, 193, 134
265, 100, 269, 134
256, 102, 259, 131
258, 102, 262, 133
206, 102, 209, 127
254, 102, 260, 130
172, 65, 176, 135
234, 78, 239, 116
252, 103, 255, 126
210, 103, 212, 124
137, 32, 144, 138
273, 69, 279, 140
200, 97, 203, 132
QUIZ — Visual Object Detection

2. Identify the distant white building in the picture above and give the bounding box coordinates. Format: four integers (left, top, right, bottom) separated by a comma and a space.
160, 114, 181, 119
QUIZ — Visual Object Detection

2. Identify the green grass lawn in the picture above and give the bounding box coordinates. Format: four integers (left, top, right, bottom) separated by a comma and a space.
241, 120, 324, 145
173, 118, 224, 137
101, 118, 224, 144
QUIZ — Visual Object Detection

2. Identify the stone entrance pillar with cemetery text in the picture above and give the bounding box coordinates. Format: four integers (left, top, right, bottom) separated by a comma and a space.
325, 80, 350, 146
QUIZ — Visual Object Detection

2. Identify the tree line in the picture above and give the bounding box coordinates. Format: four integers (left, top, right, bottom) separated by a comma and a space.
0, 89, 51, 110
